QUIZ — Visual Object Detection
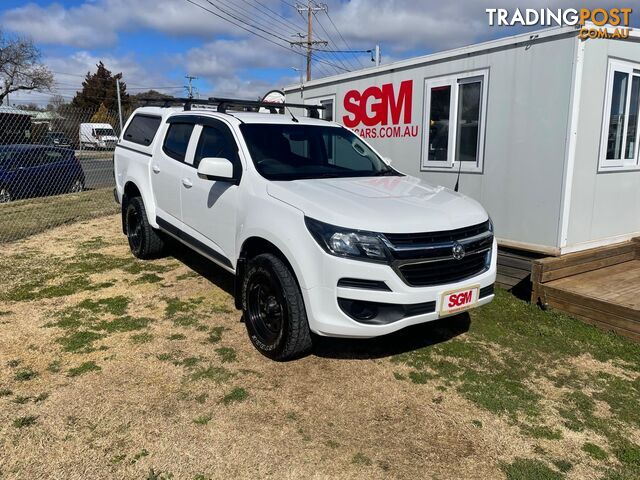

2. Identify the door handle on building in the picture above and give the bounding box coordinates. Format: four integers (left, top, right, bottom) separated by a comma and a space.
152, 164, 161, 173
182, 178, 193, 188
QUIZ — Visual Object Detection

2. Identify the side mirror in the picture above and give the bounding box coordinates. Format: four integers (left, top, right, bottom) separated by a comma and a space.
197, 157, 236, 183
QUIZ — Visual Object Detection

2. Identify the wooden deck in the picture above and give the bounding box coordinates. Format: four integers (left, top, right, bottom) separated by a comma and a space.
532, 239, 640, 342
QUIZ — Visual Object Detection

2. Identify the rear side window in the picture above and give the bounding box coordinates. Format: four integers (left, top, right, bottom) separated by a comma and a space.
124, 115, 161, 146
163, 123, 194, 162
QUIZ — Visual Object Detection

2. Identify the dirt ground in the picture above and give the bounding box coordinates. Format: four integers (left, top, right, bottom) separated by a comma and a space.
0, 215, 638, 479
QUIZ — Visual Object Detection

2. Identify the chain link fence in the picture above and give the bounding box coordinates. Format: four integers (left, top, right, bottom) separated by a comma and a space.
0, 103, 124, 242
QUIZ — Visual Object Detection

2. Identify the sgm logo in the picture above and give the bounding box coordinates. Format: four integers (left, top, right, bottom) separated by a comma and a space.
448, 290, 474, 308
342, 80, 419, 139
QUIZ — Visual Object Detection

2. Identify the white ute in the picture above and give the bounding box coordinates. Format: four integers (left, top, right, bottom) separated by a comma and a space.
114, 98, 497, 360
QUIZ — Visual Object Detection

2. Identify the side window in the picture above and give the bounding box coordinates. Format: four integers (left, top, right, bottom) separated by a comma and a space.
193, 125, 239, 169
163, 123, 194, 162
123, 115, 162, 146
599, 59, 640, 171
422, 70, 487, 172
42, 149, 64, 163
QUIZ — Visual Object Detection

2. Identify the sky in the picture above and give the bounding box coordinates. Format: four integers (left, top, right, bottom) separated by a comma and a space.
1, 0, 639, 106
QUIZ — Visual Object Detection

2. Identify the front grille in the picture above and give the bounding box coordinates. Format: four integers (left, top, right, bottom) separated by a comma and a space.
398, 252, 489, 287
384, 220, 490, 247
382, 219, 492, 288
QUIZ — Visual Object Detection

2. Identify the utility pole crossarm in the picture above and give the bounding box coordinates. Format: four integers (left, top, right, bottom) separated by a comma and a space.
292, 1, 328, 81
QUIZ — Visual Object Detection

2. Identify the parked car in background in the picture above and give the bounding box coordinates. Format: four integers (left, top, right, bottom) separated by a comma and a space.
0, 145, 85, 203
79, 123, 118, 150
42, 131, 73, 148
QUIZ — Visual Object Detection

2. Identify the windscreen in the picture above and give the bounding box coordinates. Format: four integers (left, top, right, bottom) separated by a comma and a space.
239, 124, 400, 181
94, 128, 115, 136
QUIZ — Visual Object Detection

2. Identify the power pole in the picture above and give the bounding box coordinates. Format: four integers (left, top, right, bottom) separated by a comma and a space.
115, 78, 123, 134
185, 75, 197, 99
291, 2, 328, 81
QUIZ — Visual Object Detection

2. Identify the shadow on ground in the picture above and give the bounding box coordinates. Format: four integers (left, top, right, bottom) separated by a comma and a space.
168, 240, 470, 360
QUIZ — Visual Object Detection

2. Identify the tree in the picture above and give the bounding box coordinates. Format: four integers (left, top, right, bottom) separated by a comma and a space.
72, 61, 130, 112
0, 31, 53, 105
90, 102, 116, 124
47, 94, 66, 112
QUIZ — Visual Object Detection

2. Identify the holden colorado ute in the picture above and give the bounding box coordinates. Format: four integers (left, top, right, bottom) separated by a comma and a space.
113, 98, 496, 360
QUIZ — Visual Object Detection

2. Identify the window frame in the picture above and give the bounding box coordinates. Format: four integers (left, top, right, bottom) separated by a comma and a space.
598, 58, 640, 172
305, 94, 336, 122
421, 69, 488, 173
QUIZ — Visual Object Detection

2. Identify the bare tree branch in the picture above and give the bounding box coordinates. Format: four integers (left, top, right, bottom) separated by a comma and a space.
0, 31, 53, 105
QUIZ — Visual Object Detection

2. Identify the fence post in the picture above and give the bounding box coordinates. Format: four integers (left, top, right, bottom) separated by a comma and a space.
116, 79, 123, 135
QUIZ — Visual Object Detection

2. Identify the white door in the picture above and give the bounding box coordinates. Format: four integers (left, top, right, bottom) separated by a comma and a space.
181, 121, 242, 264
151, 122, 196, 225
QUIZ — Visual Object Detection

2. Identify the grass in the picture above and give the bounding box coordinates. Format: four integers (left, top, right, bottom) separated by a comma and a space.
68, 361, 101, 377
1, 215, 639, 479
501, 458, 563, 480
13, 415, 38, 428
215, 347, 237, 363
583, 442, 608, 460
191, 366, 233, 384
0, 188, 118, 244
221, 387, 248, 405
352, 452, 372, 466
193, 414, 212, 425
14, 368, 38, 381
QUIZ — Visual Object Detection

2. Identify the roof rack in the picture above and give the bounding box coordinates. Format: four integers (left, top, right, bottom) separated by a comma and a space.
137, 96, 325, 118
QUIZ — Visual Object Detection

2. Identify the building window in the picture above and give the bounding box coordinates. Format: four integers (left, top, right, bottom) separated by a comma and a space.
422, 70, 488, 172
305, 95, 335, 122
599, 59, 640, 171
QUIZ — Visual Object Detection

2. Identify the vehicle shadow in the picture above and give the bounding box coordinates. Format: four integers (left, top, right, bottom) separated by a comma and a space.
167, 240, 235, 297
312, 313, 470, 360
166, 241, 470, 361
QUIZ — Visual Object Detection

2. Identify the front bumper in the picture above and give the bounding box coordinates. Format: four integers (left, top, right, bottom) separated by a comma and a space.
301, 238, 497, 338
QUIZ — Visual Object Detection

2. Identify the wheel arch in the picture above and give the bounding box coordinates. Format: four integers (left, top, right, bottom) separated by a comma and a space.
121, 181, 143, 234
235, 236, 301, 310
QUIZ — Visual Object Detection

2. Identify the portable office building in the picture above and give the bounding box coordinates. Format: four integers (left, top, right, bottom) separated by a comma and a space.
284, 25, 640, 288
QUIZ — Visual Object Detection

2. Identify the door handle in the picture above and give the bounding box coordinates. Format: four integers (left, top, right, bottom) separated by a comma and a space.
182, 178, 193, 188
152, 164, 161, 173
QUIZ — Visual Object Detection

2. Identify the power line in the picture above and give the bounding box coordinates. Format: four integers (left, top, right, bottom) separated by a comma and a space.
311, 11, 355, 72
183, 0, 349, 73
323, 6, 365, 68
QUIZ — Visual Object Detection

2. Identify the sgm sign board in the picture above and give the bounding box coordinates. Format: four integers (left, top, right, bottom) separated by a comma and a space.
342, 80, 419, 139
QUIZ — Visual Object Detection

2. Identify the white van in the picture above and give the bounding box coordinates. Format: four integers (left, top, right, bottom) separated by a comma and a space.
79, 123, 118, 150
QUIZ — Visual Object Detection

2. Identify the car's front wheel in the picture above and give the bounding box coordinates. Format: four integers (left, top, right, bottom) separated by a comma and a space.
0, 187, 11, 203
125, 196, 165, 259
242, 253, 312, 361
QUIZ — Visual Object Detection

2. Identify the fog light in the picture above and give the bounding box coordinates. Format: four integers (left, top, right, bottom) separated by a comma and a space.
347, 300, 378, 321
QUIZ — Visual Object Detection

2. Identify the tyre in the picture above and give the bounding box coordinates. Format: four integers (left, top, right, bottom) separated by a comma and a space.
242, 253, 312, 360
0, 187, 11, 203
69, 178, 84, 193
125, 196, 165, 259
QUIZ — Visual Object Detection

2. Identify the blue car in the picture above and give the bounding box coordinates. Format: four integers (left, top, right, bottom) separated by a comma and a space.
0, 145, 85, 203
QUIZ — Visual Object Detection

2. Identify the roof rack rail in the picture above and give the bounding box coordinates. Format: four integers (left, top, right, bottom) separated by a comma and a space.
137, 96, 325, 118
208, 97, 325, 118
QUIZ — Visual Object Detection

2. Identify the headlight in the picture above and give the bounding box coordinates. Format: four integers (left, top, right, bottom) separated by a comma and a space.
304, 217, 389, 262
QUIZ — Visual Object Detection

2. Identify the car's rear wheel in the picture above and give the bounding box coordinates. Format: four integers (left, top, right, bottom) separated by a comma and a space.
125, 196, 165, 259
69, 178, 84, 193
242, 253, 312, 360
0, 187, 12, 203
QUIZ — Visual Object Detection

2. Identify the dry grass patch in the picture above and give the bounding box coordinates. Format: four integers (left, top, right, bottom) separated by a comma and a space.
0, 215, 639, 479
